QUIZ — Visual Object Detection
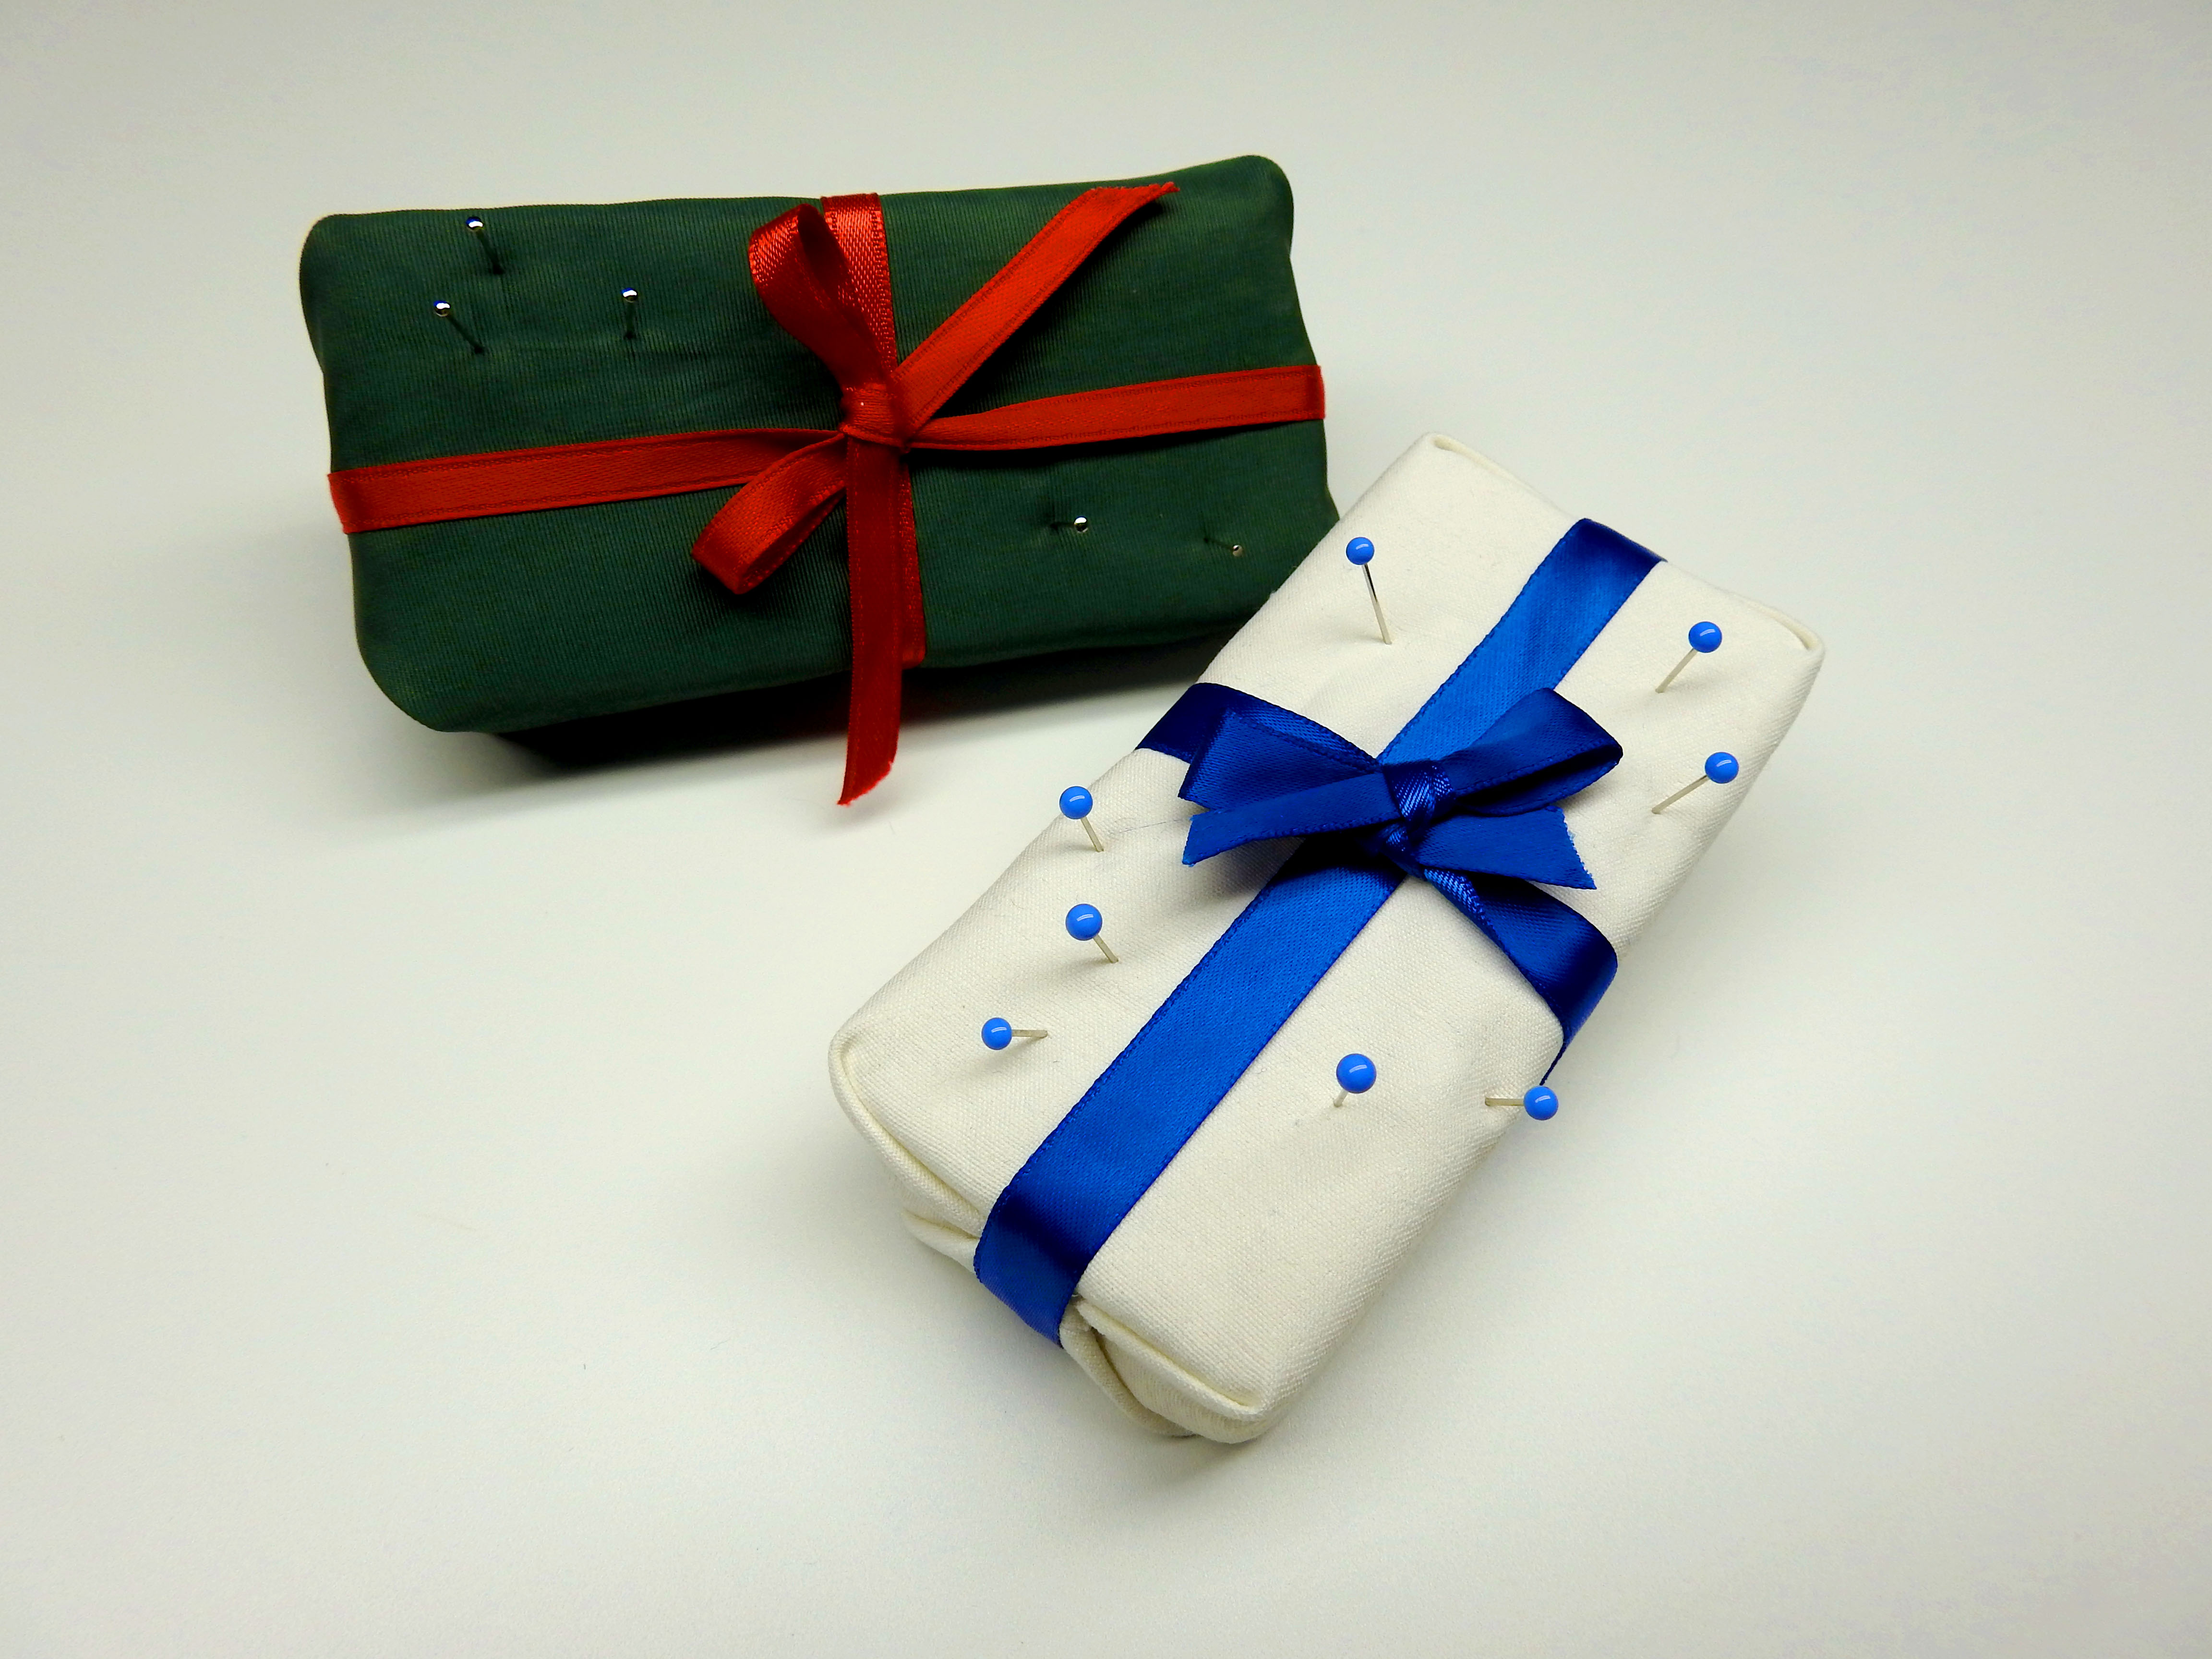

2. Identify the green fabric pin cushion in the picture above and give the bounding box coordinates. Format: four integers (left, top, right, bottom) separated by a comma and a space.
299, 155, 1335, 771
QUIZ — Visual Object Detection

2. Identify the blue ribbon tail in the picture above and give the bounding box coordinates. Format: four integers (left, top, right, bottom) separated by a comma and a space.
1183, 772, 1396, 864
1145, 690, 1371, 805
1422, 868, 1618, 1047
1412, 806, 1594, 889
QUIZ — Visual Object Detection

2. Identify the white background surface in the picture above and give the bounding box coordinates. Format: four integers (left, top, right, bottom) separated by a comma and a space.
2, 2, 2207, 1653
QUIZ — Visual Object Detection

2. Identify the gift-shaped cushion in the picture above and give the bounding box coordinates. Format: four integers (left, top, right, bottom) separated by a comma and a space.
829, 433, 1824, 1440
300, 155, 1332, 799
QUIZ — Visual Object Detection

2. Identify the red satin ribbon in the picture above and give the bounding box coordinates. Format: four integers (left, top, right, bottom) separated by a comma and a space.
329, 182, 1326, 801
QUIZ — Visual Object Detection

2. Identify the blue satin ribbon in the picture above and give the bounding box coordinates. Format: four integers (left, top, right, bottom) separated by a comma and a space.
974, 519, 1660, 1338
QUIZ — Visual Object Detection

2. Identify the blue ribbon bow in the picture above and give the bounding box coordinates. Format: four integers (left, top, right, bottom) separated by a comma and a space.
973, 518, 1662, 1339
1181, 685, 1619, 884
1151, 684, 1625, 1048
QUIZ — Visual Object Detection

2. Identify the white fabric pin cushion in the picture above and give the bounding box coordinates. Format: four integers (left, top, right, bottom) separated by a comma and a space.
829, 434, 1824, 1441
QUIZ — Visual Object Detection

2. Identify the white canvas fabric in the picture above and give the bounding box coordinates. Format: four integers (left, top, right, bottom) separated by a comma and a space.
829, 434, 1824, 1441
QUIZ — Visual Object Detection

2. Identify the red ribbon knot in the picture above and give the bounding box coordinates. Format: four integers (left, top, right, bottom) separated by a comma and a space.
836, 385, 912, 449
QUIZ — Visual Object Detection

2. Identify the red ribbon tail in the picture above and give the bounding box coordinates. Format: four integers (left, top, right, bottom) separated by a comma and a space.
839, 656, 901, 803
838, 440, 913, 803
895, 466, 926, 668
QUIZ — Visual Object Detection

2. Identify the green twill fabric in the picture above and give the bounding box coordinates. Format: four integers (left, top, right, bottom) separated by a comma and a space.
300, 155, 1334, 734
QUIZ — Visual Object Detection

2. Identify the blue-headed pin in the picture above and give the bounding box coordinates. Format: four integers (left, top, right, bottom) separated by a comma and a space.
982, 1016, 1048, 1050
1065, 902, 1118, 963
1655, 621, 1723, 693
1346, 537, 1393, 644
1652, 751, 1740, 813
1059, 785, 1104, 852
1333, 1052, 1377, 1108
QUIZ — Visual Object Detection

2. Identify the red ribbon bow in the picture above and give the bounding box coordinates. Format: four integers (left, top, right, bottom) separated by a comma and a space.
329, 182, 1324, 801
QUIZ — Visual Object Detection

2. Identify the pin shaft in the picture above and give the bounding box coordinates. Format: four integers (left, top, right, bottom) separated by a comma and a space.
1080, 817, 1104, 853
1092, 937, 1118, 963
1654, 648, 1697, 693
1363, 566, 1394, 644
463, 216, 503, 275
1650, 774, 1709, 813
431, 301, 484, 353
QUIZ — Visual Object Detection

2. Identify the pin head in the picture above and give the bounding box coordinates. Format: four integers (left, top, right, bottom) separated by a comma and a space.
1065, 903, 1104, 942
1703, 752, 1741, 784
1688, 621, 1723, 653
464, 216, 486, 232
1335, 1053, 1377, 1094
1345, 536, 1375, 566
1059, 786, 1093, 821
1523, 1085, 1559, 1120
981, 1017, 1014, 1051
432, 300, 454, 316
620, 287, 639, 302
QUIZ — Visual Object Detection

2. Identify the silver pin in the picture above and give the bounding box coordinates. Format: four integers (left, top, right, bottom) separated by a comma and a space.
1651, 751, 1739, 813
621, 288, 640, 340
462, 215, 503, 275
1345, 537, 1393, 643
432, 300, 485, 353
1655, 621, 1723, 693
1070, 516, 1089, 533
